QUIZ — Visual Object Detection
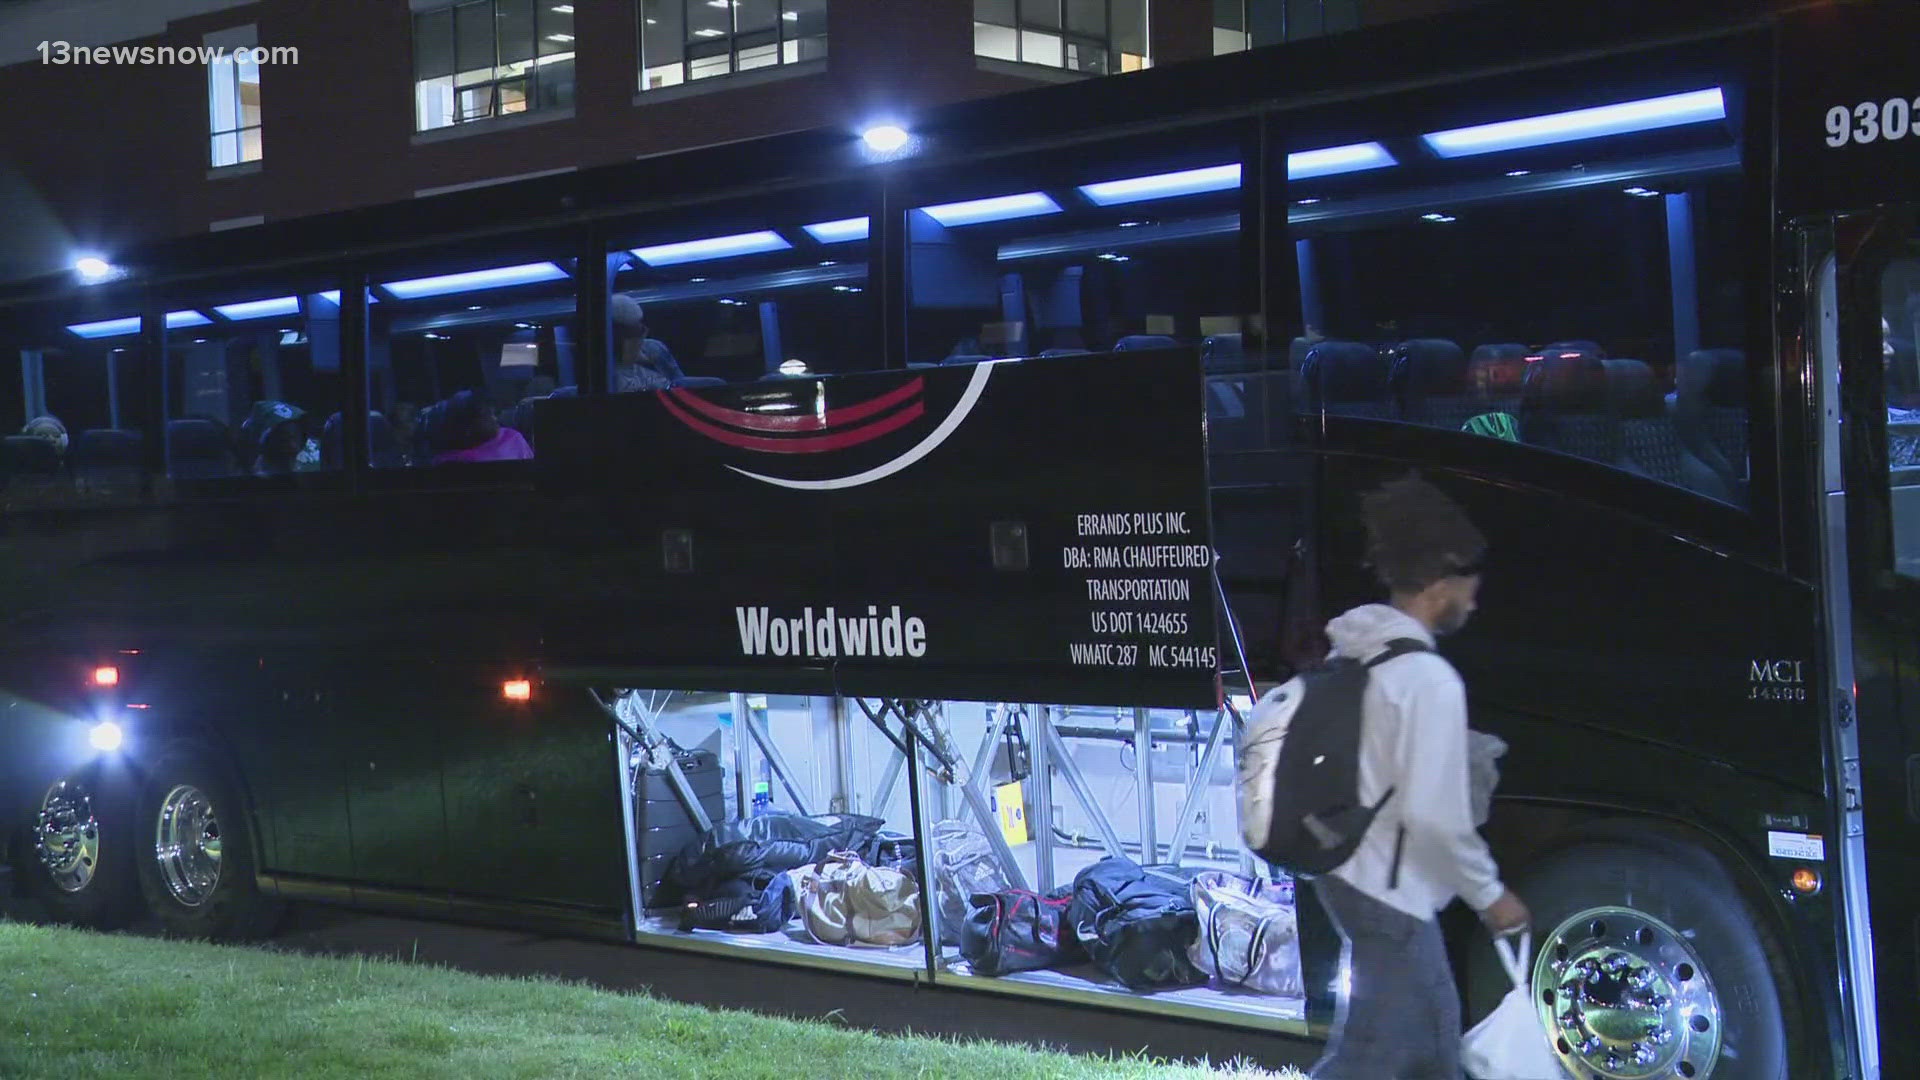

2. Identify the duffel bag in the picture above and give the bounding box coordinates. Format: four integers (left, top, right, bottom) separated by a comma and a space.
959, 887, 1082, 976
1188, 871, 1303, 996
871, 832, 919, 878
929, 819, 1010, 945
717, 811, 887, 872
793, 850, 922, 947
1068, 856, 1206, 990
677, 870, 797, 934
653, 811, 887, 907
652, 837, 768, 907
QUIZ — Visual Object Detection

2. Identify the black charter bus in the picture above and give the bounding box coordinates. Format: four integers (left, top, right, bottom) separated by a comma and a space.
2, 0, 1915, 1075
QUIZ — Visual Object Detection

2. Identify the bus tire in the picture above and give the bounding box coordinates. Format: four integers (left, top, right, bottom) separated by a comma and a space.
132, 746, 282, 940
1463, 841, 1792, 1080
15, 769, 139, 929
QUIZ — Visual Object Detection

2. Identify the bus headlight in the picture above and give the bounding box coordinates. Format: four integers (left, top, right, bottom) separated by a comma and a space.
89, 720, 124, 752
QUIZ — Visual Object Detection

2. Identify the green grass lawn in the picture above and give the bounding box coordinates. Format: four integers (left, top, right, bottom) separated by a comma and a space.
0, 920, 1304, 1079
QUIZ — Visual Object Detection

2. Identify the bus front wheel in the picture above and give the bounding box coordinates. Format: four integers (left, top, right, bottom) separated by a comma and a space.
132, 746, 281, 940
1464, 841, 1794, 1080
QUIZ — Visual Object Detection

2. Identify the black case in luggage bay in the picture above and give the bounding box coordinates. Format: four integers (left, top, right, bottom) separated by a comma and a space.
634, 749, 725, 906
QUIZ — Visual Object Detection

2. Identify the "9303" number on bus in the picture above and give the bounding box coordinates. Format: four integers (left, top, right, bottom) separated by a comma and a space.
1826, 98, 1920, 146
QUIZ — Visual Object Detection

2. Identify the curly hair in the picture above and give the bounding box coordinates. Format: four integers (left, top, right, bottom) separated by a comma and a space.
1360, 474, 1487, 593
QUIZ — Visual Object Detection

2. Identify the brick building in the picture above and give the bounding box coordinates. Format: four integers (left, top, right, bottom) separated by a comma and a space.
0, 0, 1479, 281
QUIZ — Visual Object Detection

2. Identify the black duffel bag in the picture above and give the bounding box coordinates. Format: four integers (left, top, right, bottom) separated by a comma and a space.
725, 811, 886, 868
652, 838, 769, 907
652, 811, 886, 907
959, 887, 1082, 976
677, 870, 797, 934
1067, 856, 1206, 990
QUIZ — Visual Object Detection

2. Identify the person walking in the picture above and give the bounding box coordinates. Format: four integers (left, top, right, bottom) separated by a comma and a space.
1309, 475, 1530, 1080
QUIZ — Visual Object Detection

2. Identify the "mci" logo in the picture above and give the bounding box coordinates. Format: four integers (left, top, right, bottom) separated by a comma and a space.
1749, 659, 1807, 701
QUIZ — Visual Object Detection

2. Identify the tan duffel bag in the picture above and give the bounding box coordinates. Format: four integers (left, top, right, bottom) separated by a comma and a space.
794, 850, 922, 946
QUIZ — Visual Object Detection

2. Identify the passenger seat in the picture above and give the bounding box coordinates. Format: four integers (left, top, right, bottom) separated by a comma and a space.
72, 429, 143, 489
368, 411, 405, 468
167, 418, 233, 479
1302, 341, 1392, 418
1542, 340, 1607, 360
1610, 358, 1734, 502
1203, 333, 1247, 372
320, 412, 348, 470
1520, 353, 1619, 462
1389, 339, 1472, 428
1675, 348, 1748, 500
1607, 360, 1679, 484
1466, 344, 1529, 416
1, 434, 64, 493
1695, 349, 1748, 475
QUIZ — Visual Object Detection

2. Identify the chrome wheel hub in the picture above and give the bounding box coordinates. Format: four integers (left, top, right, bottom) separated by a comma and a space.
1535, 906, 1721, 1079
154, 784, 222, 907
35, 780, 101, 893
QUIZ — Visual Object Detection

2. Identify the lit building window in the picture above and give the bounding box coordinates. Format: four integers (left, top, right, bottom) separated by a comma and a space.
1234, 0, 1367, 48
640, 0, 828, 92
208, 28, 262, 167
1212, 0, 1249, 55
412, 0, 576, 132
972, 0, 1148, 75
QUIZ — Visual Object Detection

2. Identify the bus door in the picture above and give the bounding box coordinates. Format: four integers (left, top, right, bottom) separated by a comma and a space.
1778, 11, 1920, 1074
1803, 206, 1920, 1080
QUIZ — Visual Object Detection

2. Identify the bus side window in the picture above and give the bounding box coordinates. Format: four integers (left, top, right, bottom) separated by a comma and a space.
904, 161, 1246, 369
369, 256, 575, 467
608, 190, 876, 386
167, 289, 343, 481
1, 309, 161, 508
1292, 117, 1751, 509
899, 139, 1261, 444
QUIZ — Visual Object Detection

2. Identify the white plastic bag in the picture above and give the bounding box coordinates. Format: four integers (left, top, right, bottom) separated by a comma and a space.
1461, 932, 1565, 1080
1466, 729, 1507, 827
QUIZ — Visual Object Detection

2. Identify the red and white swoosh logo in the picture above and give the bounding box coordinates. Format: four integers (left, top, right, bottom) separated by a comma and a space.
658, 362, 997, 491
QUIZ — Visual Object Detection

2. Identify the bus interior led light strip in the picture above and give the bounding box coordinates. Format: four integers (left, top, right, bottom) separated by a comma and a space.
1421, 87, 1726, 158
632, 231, 794, 267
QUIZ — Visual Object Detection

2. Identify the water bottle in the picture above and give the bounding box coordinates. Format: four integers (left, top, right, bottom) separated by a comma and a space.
751, 781, 772, 817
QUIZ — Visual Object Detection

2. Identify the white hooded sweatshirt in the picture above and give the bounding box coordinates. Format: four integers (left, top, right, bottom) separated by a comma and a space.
1324, 603, 1505, 921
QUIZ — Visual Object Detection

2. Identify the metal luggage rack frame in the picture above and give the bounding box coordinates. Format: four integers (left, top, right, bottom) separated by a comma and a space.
593, 561, 1298, 1026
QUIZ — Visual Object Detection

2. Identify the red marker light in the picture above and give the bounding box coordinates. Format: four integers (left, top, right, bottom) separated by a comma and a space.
92, 666, 120, 687
503, 679, 532, 702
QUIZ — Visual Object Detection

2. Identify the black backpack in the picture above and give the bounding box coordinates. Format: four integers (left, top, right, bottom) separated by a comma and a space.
1236, 637, 1428, 875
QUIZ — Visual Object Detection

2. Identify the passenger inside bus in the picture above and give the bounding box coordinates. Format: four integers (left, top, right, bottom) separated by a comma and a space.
610, 294, 686, 392
429, 388, 532, 464
242, 401, 317, 477
384, 402, 420, 466
21, 415, 68, 456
